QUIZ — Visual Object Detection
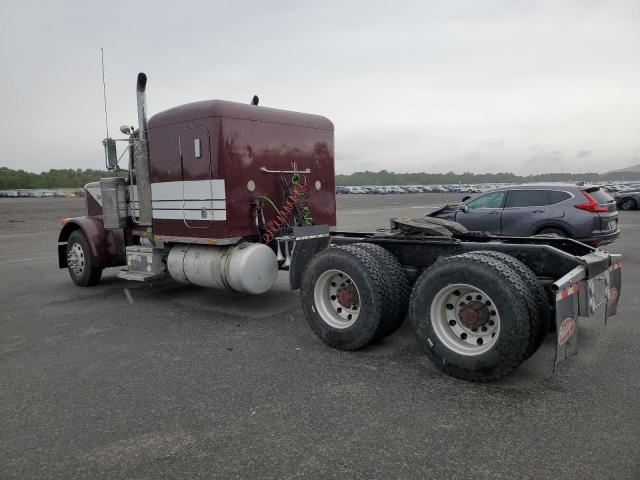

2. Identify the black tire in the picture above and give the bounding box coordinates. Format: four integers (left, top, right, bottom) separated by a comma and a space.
351, 243, 411, 339
408, 253, 533, 382
471, 251, 549, 357
300, 245, 389, 350
66, 230, 102, 286
619, 198, 636, 211
339, 244, 395, 340
537, 227, 568, 237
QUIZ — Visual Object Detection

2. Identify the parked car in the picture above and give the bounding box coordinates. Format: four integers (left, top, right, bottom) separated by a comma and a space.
428, 183, 620, 246
614, 191, 640, 210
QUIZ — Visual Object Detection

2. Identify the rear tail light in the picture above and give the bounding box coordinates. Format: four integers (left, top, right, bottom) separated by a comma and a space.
575, 191, 608, 212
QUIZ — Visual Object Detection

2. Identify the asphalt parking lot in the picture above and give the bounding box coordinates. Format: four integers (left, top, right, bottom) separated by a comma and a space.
1, 194, 639, 479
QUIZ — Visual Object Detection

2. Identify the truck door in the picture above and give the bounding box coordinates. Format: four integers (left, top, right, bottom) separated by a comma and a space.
455, 191, 505, 233
501, 189, 550, 236
179, 126, 213, 228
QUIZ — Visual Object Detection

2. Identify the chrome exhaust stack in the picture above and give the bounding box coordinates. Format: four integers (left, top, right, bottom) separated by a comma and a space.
136, 73, 148, 142
133, 72, 152, 225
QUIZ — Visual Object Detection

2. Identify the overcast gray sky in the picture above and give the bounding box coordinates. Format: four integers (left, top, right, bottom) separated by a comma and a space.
1, 0, 639, 175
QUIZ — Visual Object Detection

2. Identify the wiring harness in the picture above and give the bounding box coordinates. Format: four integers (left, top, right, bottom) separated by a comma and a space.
259, 174, 313, 244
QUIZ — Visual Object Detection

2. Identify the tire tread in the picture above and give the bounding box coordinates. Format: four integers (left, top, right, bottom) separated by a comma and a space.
471, 250, 548, 357
351, 243, 411, 339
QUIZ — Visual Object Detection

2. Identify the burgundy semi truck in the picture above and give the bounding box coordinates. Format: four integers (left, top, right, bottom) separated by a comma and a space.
58, 73, 622, 382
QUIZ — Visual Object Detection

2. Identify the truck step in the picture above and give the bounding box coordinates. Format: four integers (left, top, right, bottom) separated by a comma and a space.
116, 268, 166, 282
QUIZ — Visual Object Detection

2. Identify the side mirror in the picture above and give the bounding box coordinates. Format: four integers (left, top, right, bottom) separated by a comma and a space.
459, 204, 469, 213
103, 138, 118, 170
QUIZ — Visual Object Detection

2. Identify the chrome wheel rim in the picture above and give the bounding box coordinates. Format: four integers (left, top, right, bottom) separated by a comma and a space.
314, 269, 360, 329
430, 283, 500, 356
68, 242, 85, 275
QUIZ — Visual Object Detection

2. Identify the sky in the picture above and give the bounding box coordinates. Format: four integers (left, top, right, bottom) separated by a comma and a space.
1, 0, 639, 175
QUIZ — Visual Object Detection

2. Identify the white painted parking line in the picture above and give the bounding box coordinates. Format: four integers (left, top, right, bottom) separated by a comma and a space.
0, 256, 57, 265
0, 231, 56, 239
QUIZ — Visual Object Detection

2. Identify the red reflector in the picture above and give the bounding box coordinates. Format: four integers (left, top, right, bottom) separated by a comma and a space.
575, 191, 607, 212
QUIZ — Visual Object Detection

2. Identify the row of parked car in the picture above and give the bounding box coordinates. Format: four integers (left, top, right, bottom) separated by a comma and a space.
596, 182, 640, 210
336, 185, 483, 194
601, 182, 640, 193
337, 182, 640, 212
0, 190, 70, 198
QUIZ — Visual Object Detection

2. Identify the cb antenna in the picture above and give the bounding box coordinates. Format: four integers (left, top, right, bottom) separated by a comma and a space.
101, 47, 109, 138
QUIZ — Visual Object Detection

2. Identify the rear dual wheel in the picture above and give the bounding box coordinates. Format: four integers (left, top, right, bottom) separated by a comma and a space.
301, 243, 409, 351
409, 252, 543, 382
301, 245, 388, 350
471, 250, 549, 357
301, 245, 545, 382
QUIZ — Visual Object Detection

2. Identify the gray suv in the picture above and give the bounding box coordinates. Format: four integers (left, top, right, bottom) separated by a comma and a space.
428, 183, 620, 246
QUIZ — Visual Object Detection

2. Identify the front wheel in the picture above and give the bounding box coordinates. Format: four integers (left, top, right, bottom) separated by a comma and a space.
66, 230, 102, 286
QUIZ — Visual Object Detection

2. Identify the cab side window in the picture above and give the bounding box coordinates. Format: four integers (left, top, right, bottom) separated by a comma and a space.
466, 191, 506, 210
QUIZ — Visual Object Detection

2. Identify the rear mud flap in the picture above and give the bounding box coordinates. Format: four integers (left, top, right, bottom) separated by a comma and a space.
554, 285, 580, 365
605, 257, 623, 318
553, 254, 622, 365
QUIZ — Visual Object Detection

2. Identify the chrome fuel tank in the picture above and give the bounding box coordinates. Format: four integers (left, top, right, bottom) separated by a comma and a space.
167, 242, 278, 294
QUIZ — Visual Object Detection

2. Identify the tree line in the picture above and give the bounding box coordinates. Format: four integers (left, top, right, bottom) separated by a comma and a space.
2, 166, 640, 189
335, 170, 640, 186
0, 167, 126, 189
